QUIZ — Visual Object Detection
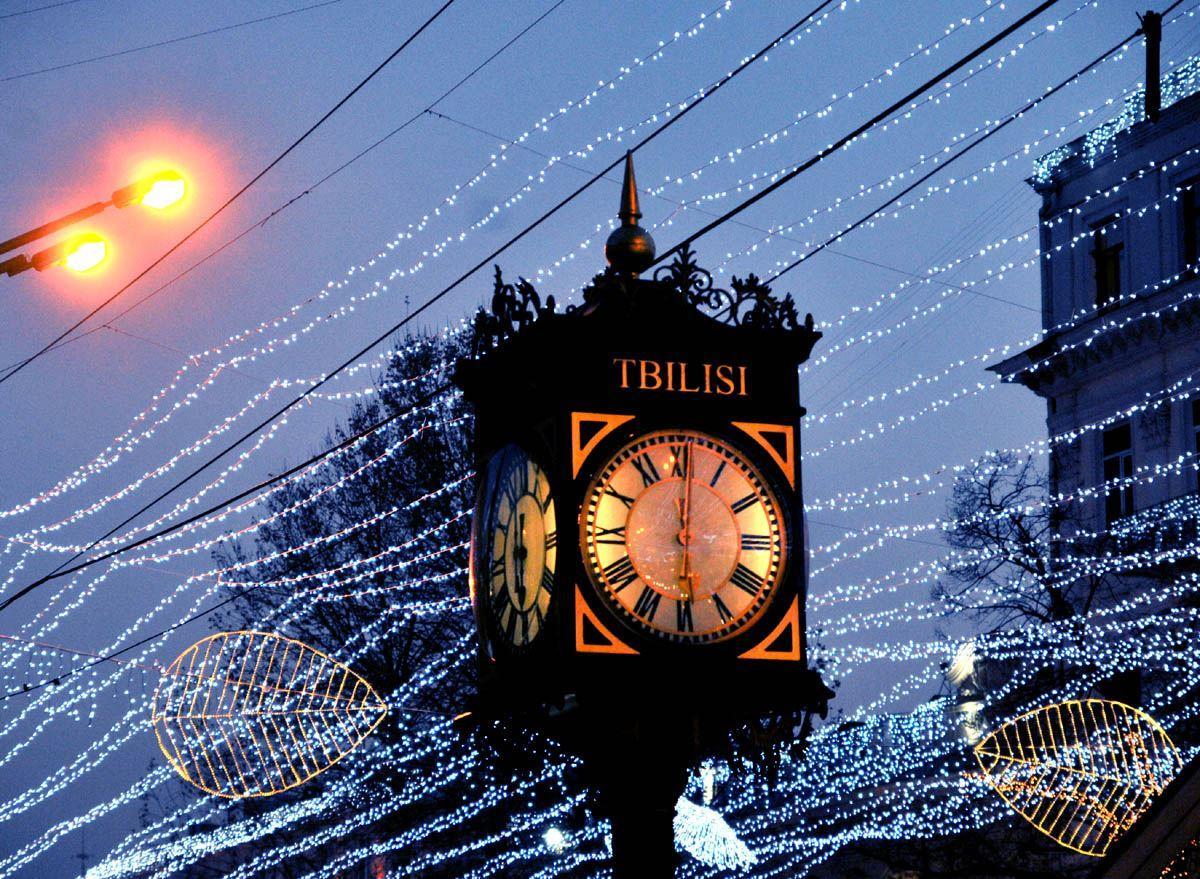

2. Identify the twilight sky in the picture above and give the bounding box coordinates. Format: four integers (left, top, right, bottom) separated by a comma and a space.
0, 0, 1195, 875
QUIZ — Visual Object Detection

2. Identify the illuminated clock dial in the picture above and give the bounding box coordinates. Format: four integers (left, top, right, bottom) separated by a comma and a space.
474, 445, 557, 651
582, 430, 786, 643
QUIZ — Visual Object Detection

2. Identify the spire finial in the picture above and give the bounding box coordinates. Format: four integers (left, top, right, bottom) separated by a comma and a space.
605, 151, 656, 275
618, 151, 642, 225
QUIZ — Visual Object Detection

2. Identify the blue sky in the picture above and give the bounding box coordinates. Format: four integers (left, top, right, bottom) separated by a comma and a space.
0, 0, 1196, 874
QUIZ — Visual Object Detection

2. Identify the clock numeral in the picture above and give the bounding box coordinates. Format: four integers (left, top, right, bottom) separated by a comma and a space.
731, 493, 759, 514
505, 608, 519, 643
603, 485, 636, 509
675, 599, 694, 633
631, 453, 661, 486
602, 556, 638, 592
708, 459, 727, 488
594, 525, 627, 545
503, 463, 530, 506
540, 491, 553, 513
713, 593, 734, 624
541, 567, 555, 595
489, 558, 505, 581
632, 585, 662, 621
740, 533, 772, 551
545, 531, 558, 551
730, 563, 764, 597
668, 443, 691, 477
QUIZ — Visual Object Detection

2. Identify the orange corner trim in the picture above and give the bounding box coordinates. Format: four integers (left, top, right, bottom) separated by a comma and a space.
732, 421, 795, 489
571, 412, 634, 477
574, 585, 638, 655
738, 597, 801, 661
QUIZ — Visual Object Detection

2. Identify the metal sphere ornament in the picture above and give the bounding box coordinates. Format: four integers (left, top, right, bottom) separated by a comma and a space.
604, 151, 656, 275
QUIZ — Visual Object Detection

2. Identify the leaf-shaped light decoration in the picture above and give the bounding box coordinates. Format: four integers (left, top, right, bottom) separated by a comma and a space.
974, 699, 1181, 857
152, 631, 387, 798
674, 797, 757, 871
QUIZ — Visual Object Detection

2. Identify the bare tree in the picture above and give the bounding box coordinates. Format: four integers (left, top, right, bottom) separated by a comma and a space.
933, 451, 1111, 633
194, 329, 574, 878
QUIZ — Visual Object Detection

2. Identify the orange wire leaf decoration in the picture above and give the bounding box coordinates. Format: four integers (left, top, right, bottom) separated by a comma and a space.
974, 699, 1182, 857
152, 631, 387, 798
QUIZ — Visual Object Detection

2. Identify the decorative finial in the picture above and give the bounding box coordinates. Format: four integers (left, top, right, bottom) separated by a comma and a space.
618, 150, 642, 224
605, 151, 656, 276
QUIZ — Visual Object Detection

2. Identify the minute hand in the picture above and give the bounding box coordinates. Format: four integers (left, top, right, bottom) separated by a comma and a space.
678, 442, 696, 601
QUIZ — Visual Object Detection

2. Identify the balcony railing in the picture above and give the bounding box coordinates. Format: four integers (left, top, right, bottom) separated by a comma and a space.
1109, 491, 1200, 557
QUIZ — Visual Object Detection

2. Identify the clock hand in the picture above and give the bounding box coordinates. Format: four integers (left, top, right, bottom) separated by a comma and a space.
678, 441, 695, 602
514, 512, 527, 606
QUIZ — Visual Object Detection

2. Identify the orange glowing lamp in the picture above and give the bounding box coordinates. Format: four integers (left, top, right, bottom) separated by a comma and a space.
111, 170, 186, 211
23, 233, 110, 274
63, 235, 108, 272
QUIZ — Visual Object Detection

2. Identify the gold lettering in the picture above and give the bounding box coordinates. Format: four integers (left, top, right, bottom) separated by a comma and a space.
639, 360, 662, 390
615, 358, 749, 396
614, 358, 636, 389
678, 361, 700, 393
715, 364, 736, 395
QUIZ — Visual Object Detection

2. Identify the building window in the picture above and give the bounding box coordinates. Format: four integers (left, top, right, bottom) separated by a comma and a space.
1103, 421, 1134, 524
1091, 215, 1124, 308
1183, 178, 1200, 272
1193, 398, 1200, 493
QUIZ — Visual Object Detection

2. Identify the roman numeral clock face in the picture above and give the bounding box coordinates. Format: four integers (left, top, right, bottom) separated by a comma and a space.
582, 430, 786, 644
474, 445, 557, 652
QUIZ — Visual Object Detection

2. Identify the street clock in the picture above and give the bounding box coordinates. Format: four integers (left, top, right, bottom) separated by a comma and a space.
455, 156, 830, 726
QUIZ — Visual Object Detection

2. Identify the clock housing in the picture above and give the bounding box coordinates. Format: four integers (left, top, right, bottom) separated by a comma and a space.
456, 250, 829, 719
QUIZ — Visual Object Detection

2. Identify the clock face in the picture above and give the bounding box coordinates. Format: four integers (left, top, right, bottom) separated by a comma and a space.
582, 430, 786, 643
474, 445, 557, 651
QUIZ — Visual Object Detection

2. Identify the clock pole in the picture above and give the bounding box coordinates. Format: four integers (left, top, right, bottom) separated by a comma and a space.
606, 757, 687, 876
579, 710, 693, 878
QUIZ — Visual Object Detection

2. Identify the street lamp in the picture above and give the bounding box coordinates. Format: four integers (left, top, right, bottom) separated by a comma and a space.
110, 170, 187, 212
0, 168, 187, 259
1, 233, 110, 277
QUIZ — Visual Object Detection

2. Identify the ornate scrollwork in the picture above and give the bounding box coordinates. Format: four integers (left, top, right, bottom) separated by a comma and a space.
473, 266, 557, 353
654, 244, 730, 314
655, 245, 814, 333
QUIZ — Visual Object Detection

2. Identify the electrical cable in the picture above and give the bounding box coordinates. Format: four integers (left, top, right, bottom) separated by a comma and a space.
0, 0, 840, 614
1, 0, 345, 82
0, 380, 453, 614
0, 0, 89, 20
0, 0, 458, 387
644, 0, 1066, 274
767, 19, 1165, 283
0, 380, 454, 698
427, 107, 1041, 315
0, 0, 568, 374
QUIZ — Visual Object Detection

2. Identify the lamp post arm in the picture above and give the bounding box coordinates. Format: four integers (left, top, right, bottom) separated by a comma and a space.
0, 200, 110, 257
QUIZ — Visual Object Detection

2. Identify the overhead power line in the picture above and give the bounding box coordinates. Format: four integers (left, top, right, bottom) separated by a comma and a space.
0, 380, 453, 699
0, 0, 840, 615
1, 0, 345, 82
0, 0, 567, 375
644, 0, 1065, 273
768, 9, 1178, 283
0, 0, 459, 387
426, 108, 1040, 315
0, 0, 89, 20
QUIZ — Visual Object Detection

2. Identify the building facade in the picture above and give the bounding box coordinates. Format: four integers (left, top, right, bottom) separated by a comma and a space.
994, 64, 1200, 544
